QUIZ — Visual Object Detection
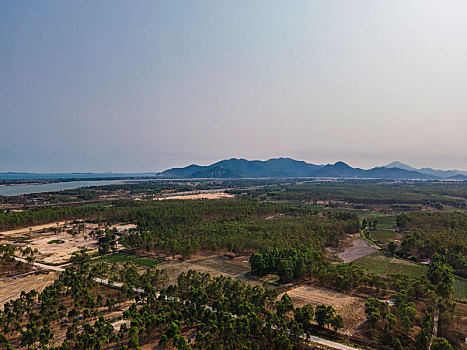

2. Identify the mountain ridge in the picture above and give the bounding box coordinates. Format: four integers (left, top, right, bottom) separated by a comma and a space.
158, 158, 460, 179
384, 161, 467, 178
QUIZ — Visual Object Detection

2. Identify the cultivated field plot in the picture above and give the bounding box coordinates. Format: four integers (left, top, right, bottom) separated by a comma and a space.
363, 214, 396, 230
337, 238, 377, 263
162, 255, 257, 286
96, 251, 163, 268
454, 275, 467, 300
285, 284, 366, 336
369, 230, 399, 243
0, 271, 59, 306
354, 252, 427, 278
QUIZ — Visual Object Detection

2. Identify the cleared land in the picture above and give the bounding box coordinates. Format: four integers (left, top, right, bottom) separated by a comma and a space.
161, 255, 258, 286
0, 221, 67, 237
13, 231, 97, 264
337, 238, 377, 263
0, 222, 132, 264
157, 192, 234, 200
0, 271, 59, 306
285, 284, 366, 336
353, 252, 427, 278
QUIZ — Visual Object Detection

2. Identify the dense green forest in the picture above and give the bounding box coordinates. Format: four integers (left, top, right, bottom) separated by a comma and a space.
0, 198, 297, 230
236, 181, 467, 208
250, 246, 366, 290
0, 197, 359, 258
121, 208, 359, 258
0, 204, 123, 230
397, 212, 467, 272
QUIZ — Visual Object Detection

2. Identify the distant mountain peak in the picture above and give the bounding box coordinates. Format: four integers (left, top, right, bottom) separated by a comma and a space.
333, 161, 351, 168
384, 161, 416, 171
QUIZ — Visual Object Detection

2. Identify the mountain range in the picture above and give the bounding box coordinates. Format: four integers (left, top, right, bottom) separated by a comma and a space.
158, 158, 467, 180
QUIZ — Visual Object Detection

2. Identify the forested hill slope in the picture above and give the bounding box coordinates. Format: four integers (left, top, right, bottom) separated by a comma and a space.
158, 157, 438, 179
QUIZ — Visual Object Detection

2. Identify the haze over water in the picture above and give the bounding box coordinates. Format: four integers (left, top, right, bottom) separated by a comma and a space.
0, 180, 125, 197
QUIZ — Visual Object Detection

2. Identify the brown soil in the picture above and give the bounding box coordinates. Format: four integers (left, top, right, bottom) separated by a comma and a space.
0, 271, 59, 306
156, 192, 234, 200
284, 284, 366, 336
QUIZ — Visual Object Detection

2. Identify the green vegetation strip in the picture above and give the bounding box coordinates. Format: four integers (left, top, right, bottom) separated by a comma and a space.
97, 252, 163, 268
353, 252, 427, 278
453, 275, 467, 300
48, 240, 65, 244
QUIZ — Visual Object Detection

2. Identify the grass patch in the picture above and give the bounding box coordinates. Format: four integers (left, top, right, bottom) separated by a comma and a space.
363, 214, 397, 229
354, 252, 427, 278
259, 274, 280, 283
454, 275, 467, 300
369, 230, 399, 243
97, 252, 163, 268
48, 240, 65, 244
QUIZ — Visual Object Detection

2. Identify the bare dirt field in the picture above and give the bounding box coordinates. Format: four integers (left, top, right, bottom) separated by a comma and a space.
0, 222, 101, 264
0, 221, 68, 238
110, 223, 137, 231
28, 232, 98, 264
161, 255, 259, 286
157, 192, 234, 200
284, 284, 366, 336
0, 271, 59, 306
337, 238, 377, 263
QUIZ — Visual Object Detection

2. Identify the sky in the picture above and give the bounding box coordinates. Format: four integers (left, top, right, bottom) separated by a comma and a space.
1, 0, 467, 172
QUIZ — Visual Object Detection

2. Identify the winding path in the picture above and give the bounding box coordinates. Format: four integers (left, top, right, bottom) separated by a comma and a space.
429, 307, 439, 349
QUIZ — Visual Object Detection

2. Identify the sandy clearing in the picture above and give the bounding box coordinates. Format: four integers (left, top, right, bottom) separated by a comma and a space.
1, 223, 104, 264
110, 223, 137, 231
30, 232, 98, 264
0, 221, 67, 237
285, 284, 366, 336
12, 231, 98, 264
337, 238, 377, 263
156, 192, 234, 200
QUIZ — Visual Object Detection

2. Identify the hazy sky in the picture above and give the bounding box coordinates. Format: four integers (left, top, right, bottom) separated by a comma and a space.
1, 1, 466, 172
